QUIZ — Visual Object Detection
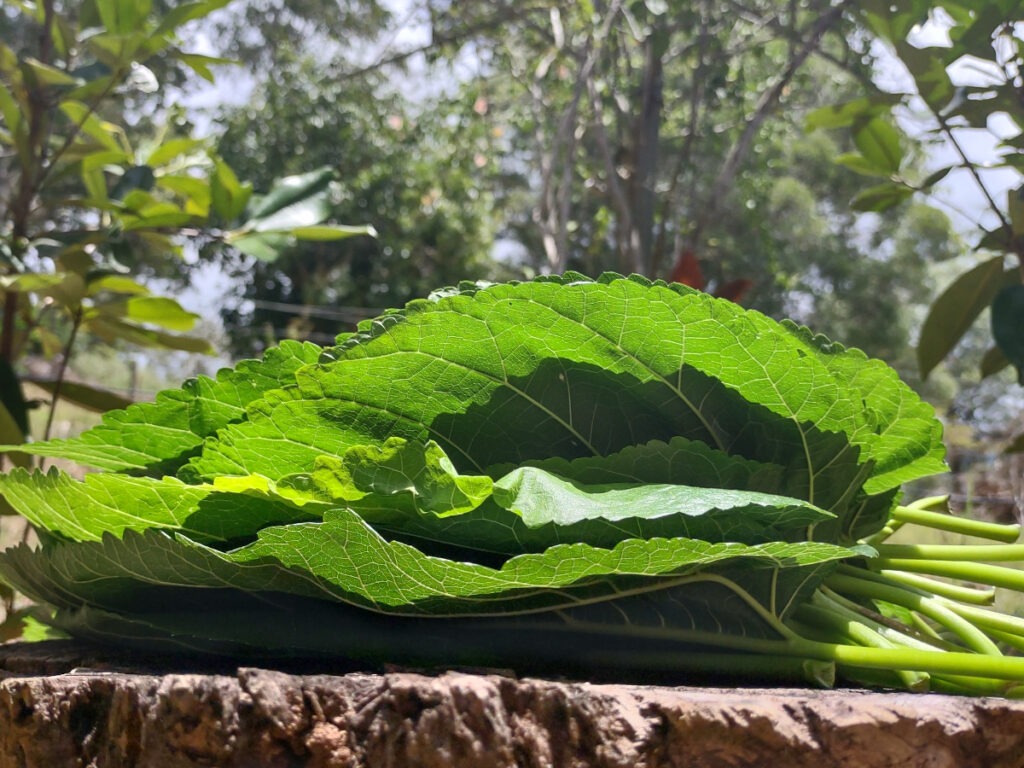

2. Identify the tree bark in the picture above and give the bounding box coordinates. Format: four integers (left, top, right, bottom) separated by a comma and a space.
3, 641, 1024, 767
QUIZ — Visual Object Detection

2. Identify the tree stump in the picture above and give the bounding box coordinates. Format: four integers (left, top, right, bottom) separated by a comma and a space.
2, 640, 1024, 767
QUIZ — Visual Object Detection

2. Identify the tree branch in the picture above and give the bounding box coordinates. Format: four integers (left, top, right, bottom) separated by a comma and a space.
692, 0, 853, 248
335, 2, 553, 81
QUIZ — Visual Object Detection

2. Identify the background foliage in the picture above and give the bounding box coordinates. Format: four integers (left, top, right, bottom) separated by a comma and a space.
0, 0, 371, 449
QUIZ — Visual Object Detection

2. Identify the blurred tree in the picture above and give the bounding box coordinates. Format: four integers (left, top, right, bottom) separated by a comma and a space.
408, 0, 962, 365
0, 0, 367, 439
191, 0, 965, 372
212, 54, 504, 355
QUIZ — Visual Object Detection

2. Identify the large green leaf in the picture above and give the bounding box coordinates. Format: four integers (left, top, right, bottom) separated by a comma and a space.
491, 465, 833, 549
13, 340, 322, 473
259, 437, 834, 554
0, 510, 856, 620
0, 469, 317, 544
250, 193, 332, 233
20, 430, 829, 562
20, 558, 842, 676
779, 321, 944, 496
38, 599, 828, 676
183, 275, 941, 543
1, 275, 1003, 688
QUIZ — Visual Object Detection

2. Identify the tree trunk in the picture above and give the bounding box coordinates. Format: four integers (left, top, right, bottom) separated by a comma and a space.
628, 30, 665, 276
3, 641, 1024, 767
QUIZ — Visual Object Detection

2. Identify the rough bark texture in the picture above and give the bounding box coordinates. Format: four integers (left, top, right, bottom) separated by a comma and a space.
2, 641, 1024, 768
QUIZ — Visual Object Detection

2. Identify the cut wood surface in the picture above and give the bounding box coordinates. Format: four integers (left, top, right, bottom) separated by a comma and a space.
2, 641, 1024, 768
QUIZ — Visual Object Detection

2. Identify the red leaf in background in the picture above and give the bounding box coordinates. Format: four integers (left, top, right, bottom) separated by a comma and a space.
668, 249, 752, 304
669, 249, 705, 289
714, 278, 753, 304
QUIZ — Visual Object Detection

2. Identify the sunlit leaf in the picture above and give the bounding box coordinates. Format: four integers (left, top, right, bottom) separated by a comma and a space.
3, 276, 996, 691
12, 341, 321, 473
58, 100, 125, 152
835, 152, 893, 178
84, 317, 213, 353
251, 194, 332, 232
145, 137, 207, 167
89, 296, 199, 332
86, 275, 151, 297
155, 175, 211, 216
291, 224, 376, 241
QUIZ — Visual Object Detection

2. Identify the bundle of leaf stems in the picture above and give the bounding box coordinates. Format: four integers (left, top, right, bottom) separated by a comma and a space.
460, 494, 1024, 696
748, 495, 1024, 696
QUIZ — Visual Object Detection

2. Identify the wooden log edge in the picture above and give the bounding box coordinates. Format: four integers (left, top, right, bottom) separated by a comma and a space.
2, 640, 1024, 767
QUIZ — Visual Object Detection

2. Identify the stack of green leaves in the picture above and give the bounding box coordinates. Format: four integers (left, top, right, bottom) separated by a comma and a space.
3, 273, 1024, 695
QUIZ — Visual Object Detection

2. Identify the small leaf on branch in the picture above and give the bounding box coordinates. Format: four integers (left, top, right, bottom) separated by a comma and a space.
850, 182, 913, 212
918, 257, 1014, 379
992, 283, 1024, 385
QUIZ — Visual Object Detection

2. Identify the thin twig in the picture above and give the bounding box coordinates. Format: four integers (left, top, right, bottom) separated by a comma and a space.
43, 304, 83, 442
693, 0, 852, 248
937, 114, 1010, 232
